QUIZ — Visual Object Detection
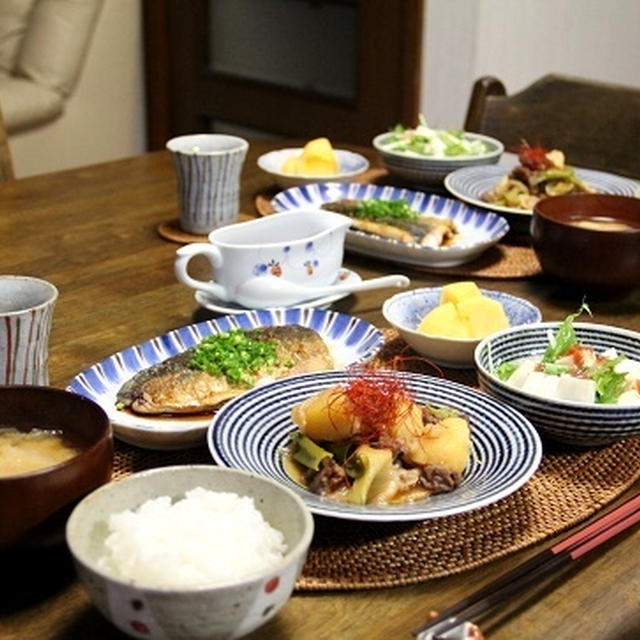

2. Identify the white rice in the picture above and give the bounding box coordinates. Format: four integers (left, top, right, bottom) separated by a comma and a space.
98, 487, 287, 588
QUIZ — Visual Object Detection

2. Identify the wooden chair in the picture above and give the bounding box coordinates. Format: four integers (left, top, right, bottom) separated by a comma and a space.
464, 74, 640, 179
0, 101, 15, 181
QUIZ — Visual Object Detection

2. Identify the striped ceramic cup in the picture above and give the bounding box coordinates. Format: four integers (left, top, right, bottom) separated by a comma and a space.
0, 275, 58, 385
166, 134, 249, 235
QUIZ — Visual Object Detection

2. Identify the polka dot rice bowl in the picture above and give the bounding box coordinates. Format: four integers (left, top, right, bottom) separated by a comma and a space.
66, 465, 313, 640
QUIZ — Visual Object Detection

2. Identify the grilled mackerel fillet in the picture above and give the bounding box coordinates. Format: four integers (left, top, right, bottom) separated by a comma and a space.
116, 325, 333, 415
321, 199, 458, 248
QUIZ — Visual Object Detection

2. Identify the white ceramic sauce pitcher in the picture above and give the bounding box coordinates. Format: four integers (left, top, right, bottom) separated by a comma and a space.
174, 209, 352, 305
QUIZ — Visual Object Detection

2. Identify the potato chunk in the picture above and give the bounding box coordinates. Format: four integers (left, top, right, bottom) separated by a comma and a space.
405, 416, 470, 474
291, 386, 359, 442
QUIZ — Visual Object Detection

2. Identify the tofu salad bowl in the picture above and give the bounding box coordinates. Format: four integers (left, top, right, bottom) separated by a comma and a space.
474, 305, 640, 446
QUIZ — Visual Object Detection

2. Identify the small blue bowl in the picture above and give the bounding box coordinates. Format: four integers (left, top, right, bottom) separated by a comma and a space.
382, 287, 541, 368
475, 322, 640, 446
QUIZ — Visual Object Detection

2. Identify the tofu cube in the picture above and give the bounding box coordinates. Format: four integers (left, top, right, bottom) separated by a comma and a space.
615, 358, 640, 383
617, 390, 640, 406
555, 375, 596, 403
506, 359, 537, 389
521, 371, 560, 398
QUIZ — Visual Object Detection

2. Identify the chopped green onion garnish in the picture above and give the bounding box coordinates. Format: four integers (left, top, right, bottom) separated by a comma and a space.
188, 329, 279, 386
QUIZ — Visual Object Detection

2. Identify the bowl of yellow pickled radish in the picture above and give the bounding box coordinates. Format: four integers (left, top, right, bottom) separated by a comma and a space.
258, 137, 370, 189
383, 282, 541, 368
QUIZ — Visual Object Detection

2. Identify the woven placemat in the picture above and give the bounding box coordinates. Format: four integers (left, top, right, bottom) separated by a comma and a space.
254, 190, 541, 279
110, 330, 640, 591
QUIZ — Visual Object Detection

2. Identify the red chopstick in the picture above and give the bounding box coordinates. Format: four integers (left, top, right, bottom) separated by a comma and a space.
412, 490, 640, 638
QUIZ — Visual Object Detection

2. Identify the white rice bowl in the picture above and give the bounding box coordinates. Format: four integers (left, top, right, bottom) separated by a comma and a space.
66, 466, 313, 640
99, 488, 288, 588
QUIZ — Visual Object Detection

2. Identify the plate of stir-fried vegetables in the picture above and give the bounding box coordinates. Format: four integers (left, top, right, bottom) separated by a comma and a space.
445, 144, 640, 216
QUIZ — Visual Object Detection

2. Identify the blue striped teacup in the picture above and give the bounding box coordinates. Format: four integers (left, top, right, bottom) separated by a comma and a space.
0, 275, 58, 385
167, 134, 249, 235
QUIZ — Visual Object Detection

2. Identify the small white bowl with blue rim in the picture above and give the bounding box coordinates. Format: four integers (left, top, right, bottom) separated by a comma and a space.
383, 287, 542, 368
258, 148, 370, 189
474, 322, 640, 446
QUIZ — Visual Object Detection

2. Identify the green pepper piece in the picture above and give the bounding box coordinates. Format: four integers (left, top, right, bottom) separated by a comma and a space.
289, 432, 332, 471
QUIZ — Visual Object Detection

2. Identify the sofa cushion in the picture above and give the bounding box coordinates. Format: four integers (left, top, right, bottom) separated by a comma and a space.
15, 0, 103, 97
0, 0, 37, 73
0, 72, 63, 132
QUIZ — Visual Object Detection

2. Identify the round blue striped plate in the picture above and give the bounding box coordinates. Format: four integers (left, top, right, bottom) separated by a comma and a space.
445, 165, 640, 216
208, 370, 542, 521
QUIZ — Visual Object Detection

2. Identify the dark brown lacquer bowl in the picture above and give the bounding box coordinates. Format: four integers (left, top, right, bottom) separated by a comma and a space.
0, 387, 113, 548
531, 194, 640, 291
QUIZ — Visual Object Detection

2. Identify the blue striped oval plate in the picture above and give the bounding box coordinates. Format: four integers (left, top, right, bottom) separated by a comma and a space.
67, 309, 383, 451
475, 322, 640, 446
208, 370, 542, 522
270, 182, 509, 268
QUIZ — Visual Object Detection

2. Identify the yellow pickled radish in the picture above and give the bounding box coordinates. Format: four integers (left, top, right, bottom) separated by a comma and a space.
417, 281, 509, 340
456, 296, 509, 339
439, 281, 481, 305
280, 137, 339, 176
417, 302, 470, 338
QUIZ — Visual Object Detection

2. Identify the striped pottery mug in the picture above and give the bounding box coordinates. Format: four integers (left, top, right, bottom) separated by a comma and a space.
0, 275, 58, 385
166, 134, 249, 235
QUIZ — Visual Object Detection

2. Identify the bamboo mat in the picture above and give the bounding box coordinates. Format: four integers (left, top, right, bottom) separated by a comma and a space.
110, 330, 640, 590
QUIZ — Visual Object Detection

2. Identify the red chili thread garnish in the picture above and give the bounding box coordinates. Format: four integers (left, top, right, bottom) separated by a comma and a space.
388, 347, 445, 379
336, 369, 414, 442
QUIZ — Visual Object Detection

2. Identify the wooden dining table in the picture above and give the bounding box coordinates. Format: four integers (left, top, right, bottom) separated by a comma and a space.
2, 139, 640, 640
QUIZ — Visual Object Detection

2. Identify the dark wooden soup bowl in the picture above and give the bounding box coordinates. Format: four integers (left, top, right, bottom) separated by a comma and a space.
0, 386, 113, 548
531, 194, 640, 291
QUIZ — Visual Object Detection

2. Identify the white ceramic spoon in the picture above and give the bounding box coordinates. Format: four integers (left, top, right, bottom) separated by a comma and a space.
233, 274, 410, 309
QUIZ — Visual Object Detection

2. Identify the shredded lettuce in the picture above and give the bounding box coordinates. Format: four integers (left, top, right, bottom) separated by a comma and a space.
590, 355, 627, 404
541, 363, 570, 376
383, 115, 488, 158
495, 361, 518, 381
542, 301, 592, 363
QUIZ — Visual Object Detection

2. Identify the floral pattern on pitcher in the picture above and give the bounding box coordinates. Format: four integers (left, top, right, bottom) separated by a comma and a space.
252, 260, 283, 277
304, 260, 319, 275
252, 242, 319, 279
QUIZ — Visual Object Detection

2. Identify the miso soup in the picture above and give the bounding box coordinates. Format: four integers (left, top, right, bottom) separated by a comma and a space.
567, 216, 640, 232
0, 427, 79, 477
